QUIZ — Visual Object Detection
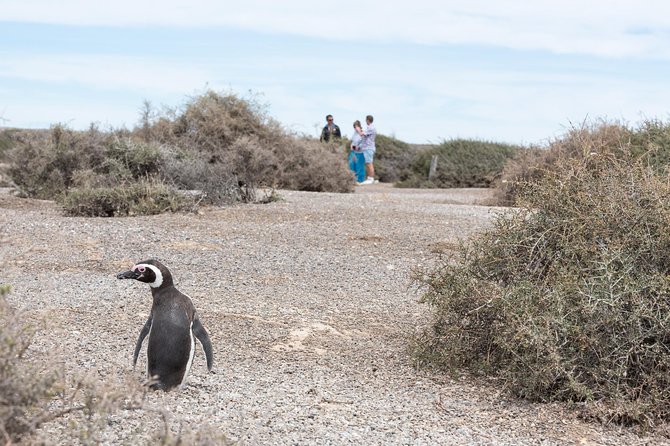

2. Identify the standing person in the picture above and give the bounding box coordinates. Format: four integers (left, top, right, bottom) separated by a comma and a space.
320, 114, 341, 142
356, 115, 377, 184
349, 120, 366, 183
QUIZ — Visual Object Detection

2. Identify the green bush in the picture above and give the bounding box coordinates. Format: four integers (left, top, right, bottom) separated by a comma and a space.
105, 137, 162, 179
414, 144, 670, 426
398, 139, 519, 188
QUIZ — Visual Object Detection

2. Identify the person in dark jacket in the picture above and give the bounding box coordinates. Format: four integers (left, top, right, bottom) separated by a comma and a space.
320, 114, 341, 142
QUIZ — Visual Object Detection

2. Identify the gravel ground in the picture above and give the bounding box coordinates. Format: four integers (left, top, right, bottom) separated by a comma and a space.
1, 184, 668, 445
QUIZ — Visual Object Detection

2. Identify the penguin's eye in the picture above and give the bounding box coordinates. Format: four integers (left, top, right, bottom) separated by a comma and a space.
137, 266, 146, 273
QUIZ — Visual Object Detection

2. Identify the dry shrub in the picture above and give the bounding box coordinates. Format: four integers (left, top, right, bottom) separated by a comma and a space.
227, 135, 280, 188
5, 90, 353, 217
60, 178, 198, 217
0, 284, 135, 443
144, 90, 353, 193
373, 135, 421, 183
0, 129, 24, 186
0, 162, 11, 188
149, 91, 277, 150
7, 126, 80, 199
488, 146, 546, 206
157, 145, 245, 205
414, 143, 670, 426
0, 129, 16, 156
493, 120, 670, 206
0, 284, 60, 442
7, 125, 163, 200
275, 138, 353, 192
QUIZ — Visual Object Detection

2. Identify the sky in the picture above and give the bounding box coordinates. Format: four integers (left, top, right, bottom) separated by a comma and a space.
1, 1, 669, 145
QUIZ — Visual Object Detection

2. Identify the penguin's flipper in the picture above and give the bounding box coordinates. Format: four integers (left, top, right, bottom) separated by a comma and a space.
133, 316, 152, 368
193, 316, 213, 371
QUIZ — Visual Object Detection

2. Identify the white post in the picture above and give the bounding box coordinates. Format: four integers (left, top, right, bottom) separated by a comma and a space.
428, 155, 438, 181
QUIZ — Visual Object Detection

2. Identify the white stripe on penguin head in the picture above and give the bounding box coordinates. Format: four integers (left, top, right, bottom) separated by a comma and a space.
133, 263, 164, 288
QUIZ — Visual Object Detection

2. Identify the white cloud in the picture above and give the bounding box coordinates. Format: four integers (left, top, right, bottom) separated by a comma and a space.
2, 1, 670, 59
0, 54, 215, 93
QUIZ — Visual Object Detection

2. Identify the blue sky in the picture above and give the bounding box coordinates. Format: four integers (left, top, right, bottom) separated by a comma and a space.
1, 1, 669, 145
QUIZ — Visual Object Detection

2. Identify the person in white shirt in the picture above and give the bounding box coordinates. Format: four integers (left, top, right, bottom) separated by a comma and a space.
355, 115, 377, 185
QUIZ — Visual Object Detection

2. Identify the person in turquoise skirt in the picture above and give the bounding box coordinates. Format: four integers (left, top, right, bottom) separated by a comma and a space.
349, 120, 366, 183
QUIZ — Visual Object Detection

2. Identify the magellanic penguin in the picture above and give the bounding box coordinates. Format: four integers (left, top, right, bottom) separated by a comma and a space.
116, 259, 213, 391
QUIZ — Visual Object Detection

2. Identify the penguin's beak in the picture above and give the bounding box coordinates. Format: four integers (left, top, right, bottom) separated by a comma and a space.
117, 269, 141, 280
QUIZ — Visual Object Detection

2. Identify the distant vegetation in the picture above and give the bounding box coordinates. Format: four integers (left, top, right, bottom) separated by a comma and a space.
334, 135, 521, 188
414, 119, 670, 427
2, 91, 354, 216
142, 92, 354, 195
0, 91, 530, 216
0, 92, 532, 217
398, 139, 520, 188
0, 129, 17, 156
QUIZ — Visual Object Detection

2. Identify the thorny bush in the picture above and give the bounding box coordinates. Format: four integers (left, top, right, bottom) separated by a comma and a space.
414, 140, 670, 427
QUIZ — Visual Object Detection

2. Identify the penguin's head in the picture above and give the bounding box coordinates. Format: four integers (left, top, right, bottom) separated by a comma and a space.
116, 259, 172, 288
